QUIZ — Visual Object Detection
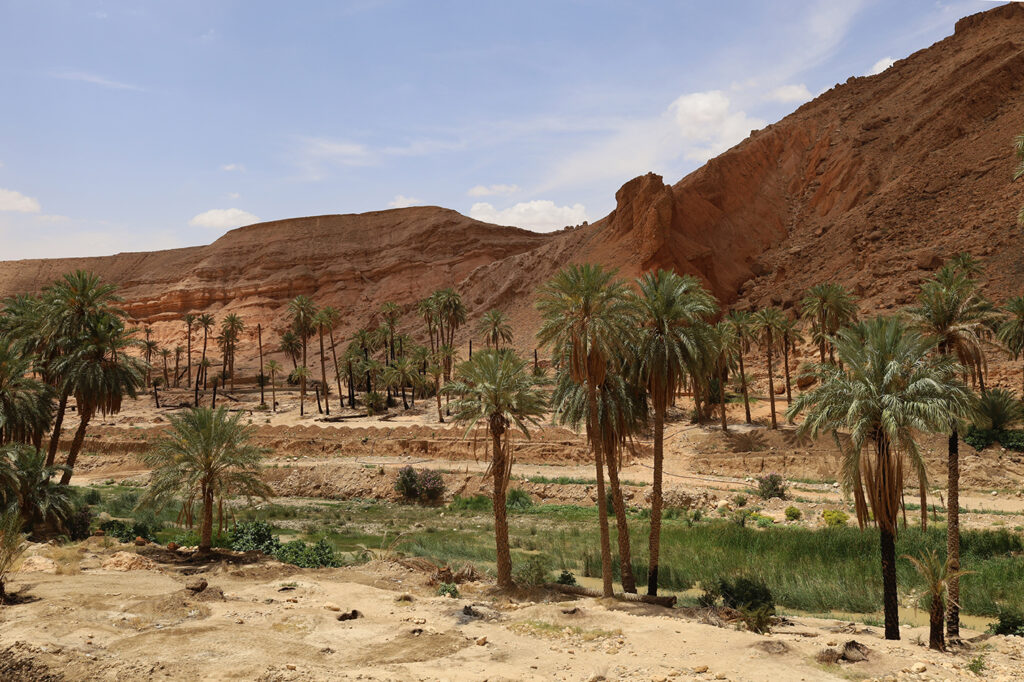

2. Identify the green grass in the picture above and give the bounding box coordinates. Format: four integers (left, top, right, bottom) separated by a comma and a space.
526, 475, 647, 487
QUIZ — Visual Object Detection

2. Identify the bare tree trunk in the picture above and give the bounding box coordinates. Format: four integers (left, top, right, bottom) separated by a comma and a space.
258, 324, 265, 408
329, 328, 344, 411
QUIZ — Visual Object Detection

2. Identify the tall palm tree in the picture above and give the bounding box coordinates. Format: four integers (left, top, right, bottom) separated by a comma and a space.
908, 265, 993, 640
435, 289, 466, 381
140, 406, 270, 554
142, 338, 158, 387
997, 296, 1024, 397
383, 357, 420, 410
800, 283, 857, 364
312, 309, 333, 414
317, 307, 343, 409
787, 317, 967, 640
724, 311, 754, 424
779, 316, 802, 404
265, 359, 281, 412
634, 269, 717, 595
446, 350, 545, 588
288, 296, 318, 409
380, 302, 401, 363
0, 339, 53, 447
752, 308, 786, 429
182, 314, 195, 388
478, 309, 513, 351
220, 314, 244, 390
196, 313, 215, 389
160, 347, 171, 386
711, 321, 739, 432
418, 296, 439, 353
279, 330, 301, 370
54, 314, 145, 484
173, 345, 184, 388
537, 264, 636, 597
293, 366, 311, 416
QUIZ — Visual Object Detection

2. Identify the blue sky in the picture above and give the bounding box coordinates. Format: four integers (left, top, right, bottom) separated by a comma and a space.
0, 0, 1007, 259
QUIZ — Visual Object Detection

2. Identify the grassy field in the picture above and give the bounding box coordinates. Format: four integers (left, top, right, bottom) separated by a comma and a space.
77, 484, 1024, 618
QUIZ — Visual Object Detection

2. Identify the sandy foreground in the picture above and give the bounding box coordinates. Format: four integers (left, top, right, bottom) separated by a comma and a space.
2, 539, 1023, 682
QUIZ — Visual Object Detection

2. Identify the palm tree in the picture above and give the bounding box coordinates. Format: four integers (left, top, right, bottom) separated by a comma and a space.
288, 296, 318, 409
787, 317, 968, 640
478, 309, 513, 351
418, 296, 439, 353
905, 550, 972, 651
220, 314, 244, 390
380, 302, 401, 362
196, 313, 215, 389
446, 350, 545, 588
265, 359, 281, 412
0, 445, 74, 536
634, 269, 717, 595
173, 345, 184, 388
711, 321, 739, 432
142, 338, 158, 387
158, 347, 171, 386
427, 356, 445, 423
779, 317, 802, 404
435, 289, 466, 381
182, 314, 195, 388
279, 330, 301, 370
0, 339, 53, 447
0, 509, 27, 603
724, 311, 754, 424
293, 366, 311, 416
383, 357, 420, 410
312, 309, 333, 414
537, 264, 636, 597
752, 308, 786, 429
997, 296, 1024, 397
140, 406, 270, 554
318, 307, 344, 410
54, 314, 146, 484
908, 265, 994, 640
800, 283, 857, 364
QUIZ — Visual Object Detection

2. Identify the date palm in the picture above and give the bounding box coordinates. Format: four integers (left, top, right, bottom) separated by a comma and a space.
317, 307, 343, 410
182, 313, 195, 388
634, 269, 717, 595
997, 296, 1024, 397
173, 345, 184, 388
220, 314, 244, 390
383, 357, 420, 410
196, 313, 215, 389
800, 283, 857, 364
1, 445, 73, 537
478, 309, 513, 351
279, 330, 301, 371
0, 339, 53, 447
446, 350, 545, 588
752, 308, 786, 429
711, 321, 739, 432
160, 347, 171, 386
787, 317, 967, 640
293, 366, 311, 416
288, 296, 318, 408
140, 406, 270, 554
265, 359, 281, 412
380, 302, 401, 363
779, 317, 802, 404
537, 264, 637, 597
142, 338, 158, 387
427, 356, 445, 423
908, 264, 994, 639
312, 309, 334, 414
905, 549, 972, 651
724, 311, 754, 424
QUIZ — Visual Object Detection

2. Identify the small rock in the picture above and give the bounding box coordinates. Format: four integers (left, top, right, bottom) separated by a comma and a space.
476, 636, 487, 646
714, 674, 726, 681
324, 603, 341, 612
693, 665, 709, 673
166, 542, 179, 551
134, 536, 148, 546
185, 577, 208, 593
286, 664, 296, 670
911, 662, 927, 673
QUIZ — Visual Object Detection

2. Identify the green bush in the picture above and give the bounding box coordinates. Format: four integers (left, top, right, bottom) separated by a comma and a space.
756, 474, 788, 500
274, 538, 340, 568
556, 569, 577, 586
733, 494, 748, 508
82, 488, 102, 506
719, 576, 775, 614
823, 510, 849, 527
229, 520, 281, 555
965, 426, 1024, 453
784, 506, 802, 521
449, 495, 492, 512
66, 505, 94, 541
740, 605, 774, 634
755, 516, 774, 529
989, 609, 1024, 637
437, 582, 460, 598
100, 519, 157, 543
417, 469, 446, 502
972, 388, 1024, 432
506, 488, 533, 511
395, 465, 420, 500
365, 391, 386, 415
513, 554, 552, 586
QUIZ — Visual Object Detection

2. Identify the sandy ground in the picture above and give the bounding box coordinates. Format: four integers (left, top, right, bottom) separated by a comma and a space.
4, 540, 1024, 682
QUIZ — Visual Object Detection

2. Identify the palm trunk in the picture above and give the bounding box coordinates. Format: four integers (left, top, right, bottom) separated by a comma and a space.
271, 372, 277, 412
318, 328, 329, 415
920, 483, 928, 531
880, 527, 900, 640
59, 410, 92, 485
401, 384, 408, 410
347, 361, 356, 408
435, 381, 445, 423
493, 429, 513, 588
929, 595, 945, 651
163, 356, 170, 386
946, 430, 961, 640
329, 329, 344, 411
174, 353, 180, 388
588, 384, 614, 597
647, 397, 665, 596
200, 330, 209, 389
186, 326, 192, 388
46, 392, 68, 467
301, 337, 308, 415
782, 340, 792, 404
199, 485, 214, 554
605, 439, 636, 593
766, 344, 777, 429
719, 367, 728, 431
738, 353, 751, 424
258, 324, 265, 408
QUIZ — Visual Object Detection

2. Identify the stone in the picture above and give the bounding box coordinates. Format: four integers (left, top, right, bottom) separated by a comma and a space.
185, 577, 208, 593
134, 536, 148, 546
693, 665, 709, 673
911, 662, 927, 673
476, 636, 487, 646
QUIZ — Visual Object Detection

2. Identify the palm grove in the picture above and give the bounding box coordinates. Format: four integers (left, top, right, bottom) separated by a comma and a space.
0, 252, 1021, 643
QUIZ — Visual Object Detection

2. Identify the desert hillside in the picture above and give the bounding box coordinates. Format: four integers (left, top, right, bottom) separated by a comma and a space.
2, 4, 1023, 352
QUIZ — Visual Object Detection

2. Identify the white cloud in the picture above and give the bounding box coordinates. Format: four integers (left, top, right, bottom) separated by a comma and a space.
0, 188, 41, 213
36, 214, 70, 223
52, 71, 144, 91
467, 184, 520, 197
221, 163, 245, 172
293, 135, 464, 180
868, 57, 895, 76
388, 195, 422, 208
669, 91, 765, 160
188, 208, 259, 230
470, 200, 587, 232
227, 192, 241, 199
765, 83, 813, 103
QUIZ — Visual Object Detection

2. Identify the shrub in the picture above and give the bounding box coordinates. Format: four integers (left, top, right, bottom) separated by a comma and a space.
784, 506, 802, 521
395, 466, 420, 500
506, 488, 533, 511
698, 584, 721, 608
823, 510, 850, 527
755, 516, 774, 529
756, 474, 787, 500
274, 538, 340, 568
972, 388, 1024, 432
437, 582, 460, 598
989, 610, 1024, 637
365, 391, 386, 415
229, 520, 281, 555
967, 656, 986, 675
556, 569, 577, 586
417, 469, 445, 503
732, 494, 748, 508
514, 554, 552, 586
740, 605, 774, 634
100, 519, 157, 543
66, 505, 94, 541
82, 488, 102, 506
449, 495, 492, 512
719, 576, 775, 614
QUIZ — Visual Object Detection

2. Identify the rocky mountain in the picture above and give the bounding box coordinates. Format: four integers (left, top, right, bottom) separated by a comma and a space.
1, 3, 1023, 356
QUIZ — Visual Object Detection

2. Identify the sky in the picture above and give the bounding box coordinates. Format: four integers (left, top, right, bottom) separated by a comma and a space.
0, 0, 1010, 259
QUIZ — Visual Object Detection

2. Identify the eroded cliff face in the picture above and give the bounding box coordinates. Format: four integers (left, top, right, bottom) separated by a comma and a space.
2, 4, 1023, 356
